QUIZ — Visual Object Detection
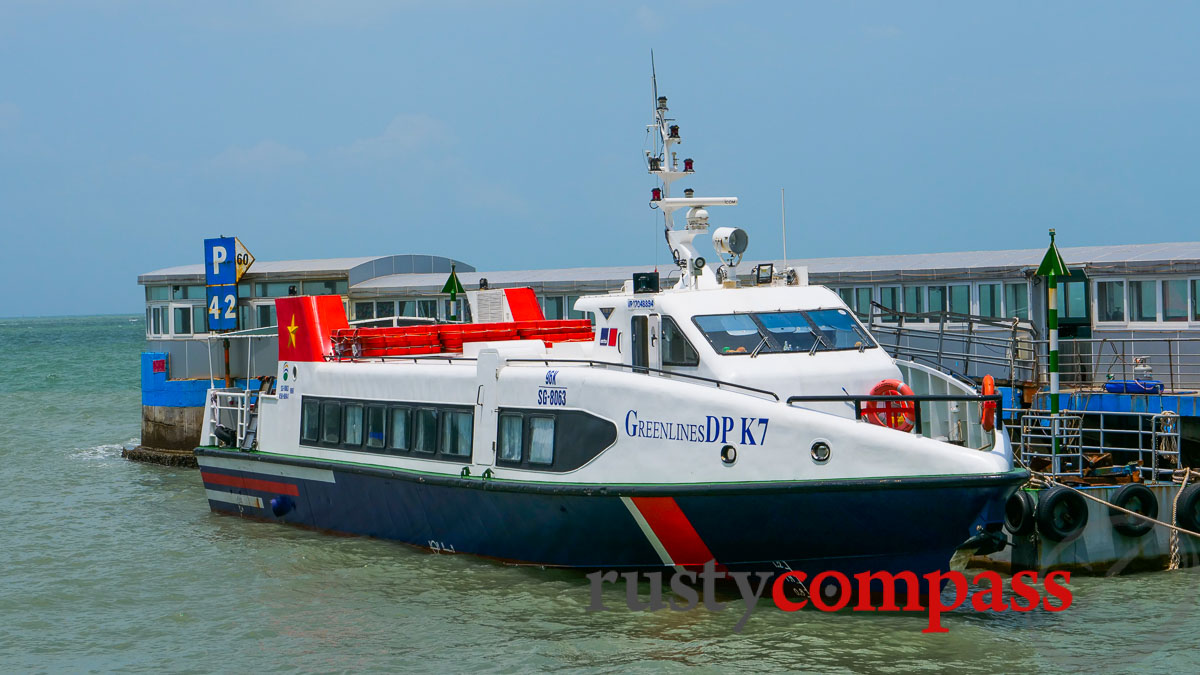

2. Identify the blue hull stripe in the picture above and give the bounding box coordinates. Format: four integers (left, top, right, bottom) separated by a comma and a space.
196, 448, 1024, 576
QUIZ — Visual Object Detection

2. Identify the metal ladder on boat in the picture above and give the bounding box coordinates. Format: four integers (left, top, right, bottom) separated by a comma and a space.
239, 391, 260, 451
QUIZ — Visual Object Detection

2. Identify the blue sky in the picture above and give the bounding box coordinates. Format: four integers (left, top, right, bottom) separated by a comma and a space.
1, 1, 1198, 316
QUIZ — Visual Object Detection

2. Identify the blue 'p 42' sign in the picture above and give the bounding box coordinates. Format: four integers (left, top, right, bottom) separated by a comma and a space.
206, 286, 238, 331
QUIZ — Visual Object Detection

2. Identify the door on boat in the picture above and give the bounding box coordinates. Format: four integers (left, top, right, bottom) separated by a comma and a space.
631, 314, 663, 373
473, 351, 501, 468
647, 313, 662, 371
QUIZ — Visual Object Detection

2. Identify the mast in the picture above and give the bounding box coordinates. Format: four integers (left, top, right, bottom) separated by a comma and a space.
645, 65, 738, 290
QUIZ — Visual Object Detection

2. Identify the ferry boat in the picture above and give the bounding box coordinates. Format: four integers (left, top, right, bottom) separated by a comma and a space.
194, 88, 1027, 584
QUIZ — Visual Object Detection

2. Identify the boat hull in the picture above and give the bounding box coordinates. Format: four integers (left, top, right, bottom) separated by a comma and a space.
196, 447, 1025, 580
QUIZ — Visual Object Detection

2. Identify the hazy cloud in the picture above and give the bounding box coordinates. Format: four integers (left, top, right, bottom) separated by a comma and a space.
334, 113, 455, 160
633, 6, 661, 33
209, 140, 307, 171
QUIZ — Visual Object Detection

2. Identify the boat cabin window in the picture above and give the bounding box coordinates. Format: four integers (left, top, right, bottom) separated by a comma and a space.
440, 410, 474, 457
343, 403, 364, 447
301, 400, 321, 443
413, 408, 439, 453
321, 401, 342, 444
498, 413, 523, 461
388, 407, 411, 452
661, 316, 699, 366
693, 309, 873, 355
365, 406, 387, 449
529, 416, 555, 464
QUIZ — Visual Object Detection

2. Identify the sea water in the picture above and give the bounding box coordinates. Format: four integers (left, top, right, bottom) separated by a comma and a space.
1, 315, 1197, 673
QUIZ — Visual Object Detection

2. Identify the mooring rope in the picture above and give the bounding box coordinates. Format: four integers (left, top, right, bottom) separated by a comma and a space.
1168, 468, 1200, 570
1017, 457, 1200, 544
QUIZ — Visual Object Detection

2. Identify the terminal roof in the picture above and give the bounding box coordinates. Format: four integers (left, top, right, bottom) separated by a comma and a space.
139, 242, 1200, 291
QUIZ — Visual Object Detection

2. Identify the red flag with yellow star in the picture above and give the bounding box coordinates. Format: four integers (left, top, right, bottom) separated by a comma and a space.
276, 295, 349, 362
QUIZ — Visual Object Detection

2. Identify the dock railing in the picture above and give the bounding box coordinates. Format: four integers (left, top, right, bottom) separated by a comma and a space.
865, 303, 1200, 392
866, 302, 1040, 385
1030, 336, 1200, 392
1008, 408, 1181, 480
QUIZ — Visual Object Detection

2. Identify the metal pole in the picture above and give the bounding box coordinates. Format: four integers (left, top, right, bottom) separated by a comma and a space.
223, 338, 232, 388
1049, 276, 1059, 417
1169, 338, 1176, 391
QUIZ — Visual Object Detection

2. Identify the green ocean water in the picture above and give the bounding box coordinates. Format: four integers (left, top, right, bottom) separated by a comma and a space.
1, 314, 1199, 673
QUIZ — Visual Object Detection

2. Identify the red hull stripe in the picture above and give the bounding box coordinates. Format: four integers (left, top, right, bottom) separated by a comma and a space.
629, 496, 718, 567
201, 471, 300, 497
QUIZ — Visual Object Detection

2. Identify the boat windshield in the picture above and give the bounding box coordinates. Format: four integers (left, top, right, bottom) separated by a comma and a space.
693, 309, 874, 355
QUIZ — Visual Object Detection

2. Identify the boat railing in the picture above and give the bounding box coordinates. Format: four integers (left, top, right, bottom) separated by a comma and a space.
323, 353, 782, 401
785, 393, 1004, 448
1029, 336, 1200, 392
504, 358, 781, 401
1007, 408, 1181, 480
206, 387, 252, 448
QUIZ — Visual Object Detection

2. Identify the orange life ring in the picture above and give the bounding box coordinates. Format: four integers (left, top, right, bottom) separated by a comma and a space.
864, 379, 916, 432
981, 374, 997, 432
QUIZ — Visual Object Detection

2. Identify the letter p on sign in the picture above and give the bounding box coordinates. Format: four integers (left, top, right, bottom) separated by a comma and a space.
203, 237, 237, 286
211, 245, 227, 274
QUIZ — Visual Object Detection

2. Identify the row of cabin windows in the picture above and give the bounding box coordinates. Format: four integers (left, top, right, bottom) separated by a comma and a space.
300, 398, 474, 460
147, 305, 207, 337
838, 278, 1200, 325
1094, 279, 1200, 323
299, 397, 559, 466
145, 280, 347, 302
838, 283, 1031, 322
353, 299, 462, 322
146, 299, 350, 337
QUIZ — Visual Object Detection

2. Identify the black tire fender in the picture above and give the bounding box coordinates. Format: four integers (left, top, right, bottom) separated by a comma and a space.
1176, 484, 1200, 533
1004, 490, 1036, 537
1108, 483, 1157, 538
1036, 486, 1090, 543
